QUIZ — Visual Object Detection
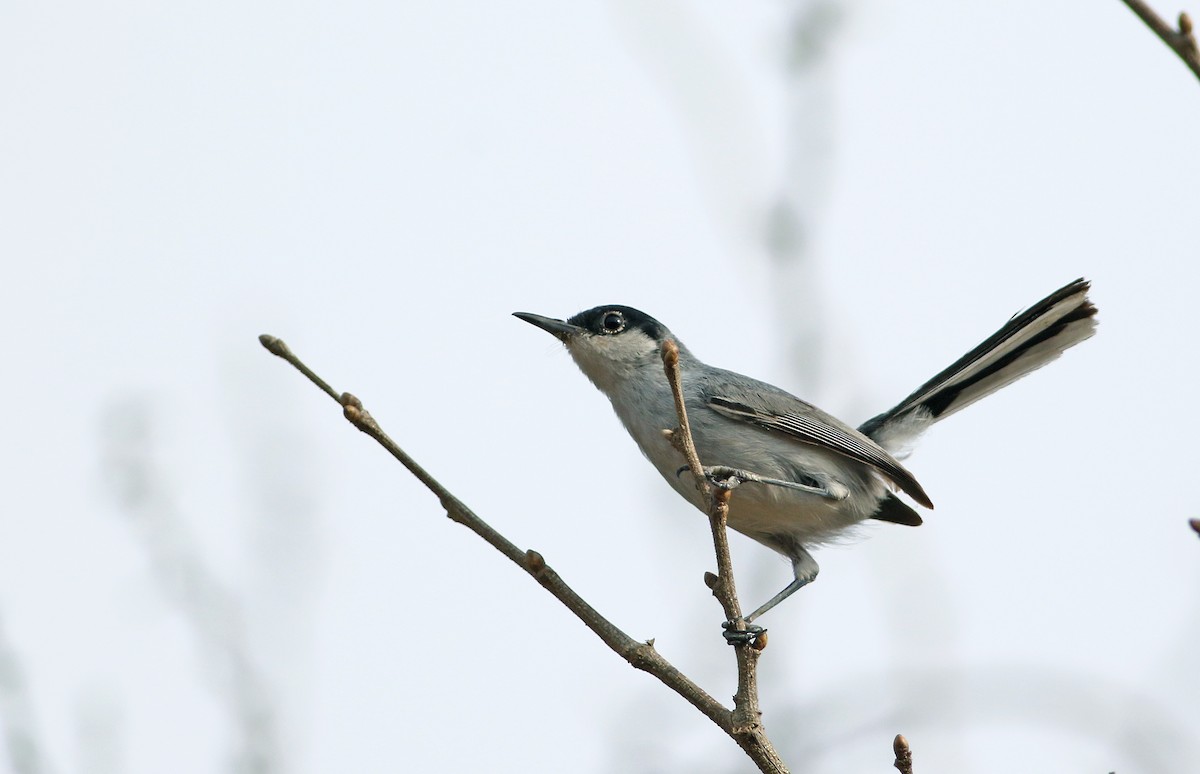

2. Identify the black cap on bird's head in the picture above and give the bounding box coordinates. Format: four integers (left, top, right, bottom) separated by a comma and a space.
513, 306, 668, 342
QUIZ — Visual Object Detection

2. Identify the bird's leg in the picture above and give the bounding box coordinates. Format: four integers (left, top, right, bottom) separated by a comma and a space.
744, 550, 820, 624
743, 581, 806, 625
701, 465, 847, 500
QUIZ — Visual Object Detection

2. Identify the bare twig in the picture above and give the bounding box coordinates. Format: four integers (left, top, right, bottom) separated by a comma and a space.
892, 734, 913, 774
258, 334, 788, 773
1120, 1, 1200, 81
660, 341, 744, 628
659, 340, 785, 771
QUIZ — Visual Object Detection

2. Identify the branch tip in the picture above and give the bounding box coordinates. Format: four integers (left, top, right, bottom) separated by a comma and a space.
660, 338, 680, 369
258, 334, 289, 357
893, 734, 913, 774
259, 334, 341, 401
1190, 518, 1200, 537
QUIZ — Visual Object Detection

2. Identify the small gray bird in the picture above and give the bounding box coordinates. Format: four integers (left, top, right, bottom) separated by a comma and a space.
515, 279, 1097, 625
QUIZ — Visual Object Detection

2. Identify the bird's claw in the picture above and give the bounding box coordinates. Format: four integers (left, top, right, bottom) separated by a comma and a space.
674, 465, 747, 490
721, 620, 765, 646
704, 466, 748, 490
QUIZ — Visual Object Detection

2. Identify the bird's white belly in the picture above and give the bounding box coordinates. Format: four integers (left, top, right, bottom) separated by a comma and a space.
615, 387, 886, 550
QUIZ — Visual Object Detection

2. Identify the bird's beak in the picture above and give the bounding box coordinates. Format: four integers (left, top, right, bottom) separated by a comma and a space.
513, 312, 584, 341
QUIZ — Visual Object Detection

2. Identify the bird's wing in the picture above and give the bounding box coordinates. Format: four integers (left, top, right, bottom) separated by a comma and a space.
706, 395, 934, 509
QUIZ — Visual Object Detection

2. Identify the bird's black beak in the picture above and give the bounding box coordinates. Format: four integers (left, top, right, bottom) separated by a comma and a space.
513, 312, 584, 341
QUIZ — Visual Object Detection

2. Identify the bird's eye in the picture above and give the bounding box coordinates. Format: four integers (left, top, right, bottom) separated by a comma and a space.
601, 311, 625, 333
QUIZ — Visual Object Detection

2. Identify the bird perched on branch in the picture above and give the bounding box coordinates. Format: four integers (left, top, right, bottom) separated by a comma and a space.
515, 279, 1097, 628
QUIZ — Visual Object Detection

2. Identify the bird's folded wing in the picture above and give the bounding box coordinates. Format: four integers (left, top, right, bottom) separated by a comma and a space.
707, 396, 934, 509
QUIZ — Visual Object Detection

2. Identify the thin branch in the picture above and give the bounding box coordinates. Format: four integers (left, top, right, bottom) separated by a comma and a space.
660, 341, 744, 629
1120, 1, 1200, 81
892, 734, 913, 774
258, 335, 776, 766
659, 340, 786, 772
258, 335, 340, 401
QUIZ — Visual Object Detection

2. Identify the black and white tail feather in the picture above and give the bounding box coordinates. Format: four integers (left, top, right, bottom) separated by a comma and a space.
860, 279, 1096, 530
861, 278, 1098, 459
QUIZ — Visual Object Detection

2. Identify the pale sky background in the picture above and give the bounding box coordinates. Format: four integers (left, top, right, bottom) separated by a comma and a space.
2, 1, 1199, 773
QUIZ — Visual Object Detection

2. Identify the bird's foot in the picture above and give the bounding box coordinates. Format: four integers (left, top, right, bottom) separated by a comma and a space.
721, 620, 766, 646
703, 465, 753, 490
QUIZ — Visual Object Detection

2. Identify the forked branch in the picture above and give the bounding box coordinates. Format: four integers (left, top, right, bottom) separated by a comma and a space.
660, 340, 783, 766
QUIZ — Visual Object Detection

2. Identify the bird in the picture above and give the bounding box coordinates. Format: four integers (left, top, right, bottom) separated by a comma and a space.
514, 279, 1097, 627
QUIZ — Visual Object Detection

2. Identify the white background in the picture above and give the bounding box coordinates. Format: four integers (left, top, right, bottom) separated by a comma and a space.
2, 1, 1198, 772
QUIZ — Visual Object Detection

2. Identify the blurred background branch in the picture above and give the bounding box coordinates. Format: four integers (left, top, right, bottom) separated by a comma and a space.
0, 617, 48, 774
99, 400, 278, 774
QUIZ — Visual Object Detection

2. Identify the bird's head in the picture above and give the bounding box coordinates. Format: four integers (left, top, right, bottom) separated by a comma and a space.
514, 306, 675, 394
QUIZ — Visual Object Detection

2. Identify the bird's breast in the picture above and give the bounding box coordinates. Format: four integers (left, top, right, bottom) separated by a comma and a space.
609, 376, 887, 546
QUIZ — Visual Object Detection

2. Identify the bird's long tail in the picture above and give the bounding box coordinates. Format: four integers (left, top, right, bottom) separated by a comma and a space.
860, 278, 1098, 457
